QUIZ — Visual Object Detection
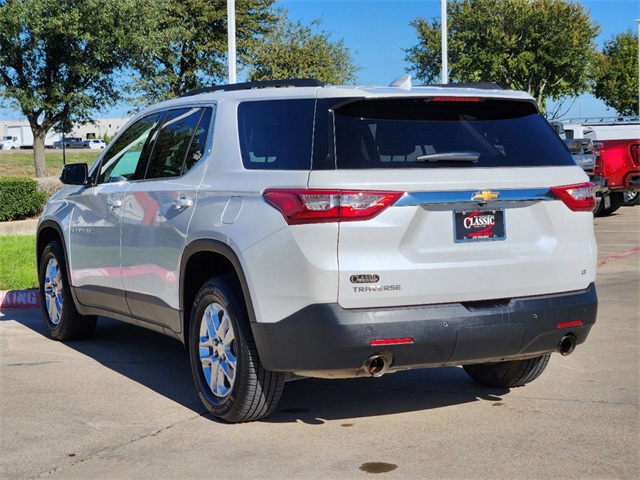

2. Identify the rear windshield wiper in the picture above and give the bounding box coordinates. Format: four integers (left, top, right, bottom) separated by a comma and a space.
415, 151, 480, 163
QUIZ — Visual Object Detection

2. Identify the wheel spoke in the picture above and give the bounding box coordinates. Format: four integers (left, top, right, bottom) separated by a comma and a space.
224, 345, 237, 368
214, 359, 232, 396
204, 307, 217, 341
198, 300, 237, 399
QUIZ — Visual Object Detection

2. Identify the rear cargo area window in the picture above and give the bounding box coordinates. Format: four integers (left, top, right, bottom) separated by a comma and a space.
324, 98, 574, 169
238, 99, 315, 170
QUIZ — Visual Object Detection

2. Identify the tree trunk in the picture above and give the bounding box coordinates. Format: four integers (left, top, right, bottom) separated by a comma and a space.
32, 129, 48, 178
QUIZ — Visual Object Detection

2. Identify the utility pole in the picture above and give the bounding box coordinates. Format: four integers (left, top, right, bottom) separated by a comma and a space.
441, 0, 448, 84
228, 0, 237, 84
636, 20, 639, 116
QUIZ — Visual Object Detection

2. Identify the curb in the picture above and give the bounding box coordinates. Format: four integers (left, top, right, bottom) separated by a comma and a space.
0, 289, 40, 310
0, 218, 38, 236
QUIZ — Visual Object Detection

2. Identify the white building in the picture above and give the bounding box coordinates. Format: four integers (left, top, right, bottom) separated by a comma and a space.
0, 117, 130, 143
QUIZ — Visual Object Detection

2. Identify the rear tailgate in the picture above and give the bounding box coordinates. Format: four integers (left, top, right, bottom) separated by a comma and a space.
308, 96, 597, 310
309, 168, 596, 309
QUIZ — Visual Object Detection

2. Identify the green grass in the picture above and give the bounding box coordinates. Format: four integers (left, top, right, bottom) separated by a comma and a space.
0, 235, 37, 290
0, 151, 100, 178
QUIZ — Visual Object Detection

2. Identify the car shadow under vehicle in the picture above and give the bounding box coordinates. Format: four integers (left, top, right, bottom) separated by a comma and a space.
7, 311, 510, 423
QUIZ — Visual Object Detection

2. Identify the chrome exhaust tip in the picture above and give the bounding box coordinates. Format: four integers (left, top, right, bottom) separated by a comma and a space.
558, 334, 577, 356
363, 353, 392, 377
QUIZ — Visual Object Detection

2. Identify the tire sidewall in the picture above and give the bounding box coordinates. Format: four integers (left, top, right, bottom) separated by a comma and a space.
624, 191, 640, 206
189, 280, 244, 418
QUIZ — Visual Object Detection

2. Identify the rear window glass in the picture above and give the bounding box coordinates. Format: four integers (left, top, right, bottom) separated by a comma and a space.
238, 99, 315, 170
322, 98, 574, 169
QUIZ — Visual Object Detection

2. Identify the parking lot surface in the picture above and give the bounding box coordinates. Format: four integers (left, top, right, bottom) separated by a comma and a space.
1, 207, 638, 479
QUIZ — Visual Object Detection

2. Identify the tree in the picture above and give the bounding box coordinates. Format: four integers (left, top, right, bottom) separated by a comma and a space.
246, 17, 359, 84
592, 30, 639, 116
405, 0, 600, 113
0, 0, 156, 177
129, 0, 277, 105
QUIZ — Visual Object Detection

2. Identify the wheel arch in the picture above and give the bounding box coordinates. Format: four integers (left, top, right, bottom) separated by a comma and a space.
36, 220, 66, 276
180, 239, 256, 347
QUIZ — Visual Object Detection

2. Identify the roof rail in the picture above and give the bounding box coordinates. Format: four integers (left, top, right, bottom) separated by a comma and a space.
180, 78, 324, 97
563, 116, 640, 125
429, 82, 504, 90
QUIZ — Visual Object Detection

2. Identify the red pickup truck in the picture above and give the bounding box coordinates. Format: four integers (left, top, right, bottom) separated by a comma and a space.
592, 139, 640, 216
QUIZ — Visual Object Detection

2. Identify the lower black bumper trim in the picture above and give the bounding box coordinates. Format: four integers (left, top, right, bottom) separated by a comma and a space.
251, 284, 597, 374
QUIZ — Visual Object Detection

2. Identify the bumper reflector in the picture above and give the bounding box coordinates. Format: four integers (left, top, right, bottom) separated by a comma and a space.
557, 320, 583, 329
370, 337, 414, 346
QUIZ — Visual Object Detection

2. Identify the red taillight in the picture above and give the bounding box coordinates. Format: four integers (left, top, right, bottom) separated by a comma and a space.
592, 142, 603, 175
630, 144, 640, 167
263, 189, 402, 225
431, 96, 482, 102
550, 182, 596, 212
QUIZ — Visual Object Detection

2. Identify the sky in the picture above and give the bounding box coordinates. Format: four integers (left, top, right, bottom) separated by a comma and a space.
1, 0, 638, 121
279, 0, 640, 119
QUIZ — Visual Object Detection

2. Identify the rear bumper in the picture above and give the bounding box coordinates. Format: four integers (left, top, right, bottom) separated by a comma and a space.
251, 284, 597, 376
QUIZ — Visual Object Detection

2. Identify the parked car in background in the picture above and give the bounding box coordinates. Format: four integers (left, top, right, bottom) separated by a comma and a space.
82, 139, 106, 149
554, 118, 640, 217
548, 121, 595, 173
53, 137, 83, 148
563, 138, 595, 172
592, 139, 640, 216
623, 191, 640, 206
65, 137, 85, 148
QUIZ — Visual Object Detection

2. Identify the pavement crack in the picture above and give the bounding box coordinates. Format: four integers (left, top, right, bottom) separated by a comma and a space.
35, 410, 208, 478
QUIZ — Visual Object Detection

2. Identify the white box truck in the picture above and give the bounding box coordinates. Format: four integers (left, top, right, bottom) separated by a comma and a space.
0, 125, 59, 149
562, 117, 640, 140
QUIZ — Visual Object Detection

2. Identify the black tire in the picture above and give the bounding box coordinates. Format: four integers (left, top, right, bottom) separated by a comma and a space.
38, 240, 97, 340
463, 354, 551, 388
623, 191, 640, 206
189, 276, 285, 423
594, 192, 624, 217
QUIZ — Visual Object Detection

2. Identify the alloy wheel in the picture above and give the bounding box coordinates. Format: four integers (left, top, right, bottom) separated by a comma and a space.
199, 302, 237, 398
43, 257, 63, 325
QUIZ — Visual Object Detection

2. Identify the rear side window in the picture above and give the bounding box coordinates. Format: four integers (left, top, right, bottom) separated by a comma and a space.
322, 98, 574, 169
145, 107, 212, 179
238, 99, 315, 170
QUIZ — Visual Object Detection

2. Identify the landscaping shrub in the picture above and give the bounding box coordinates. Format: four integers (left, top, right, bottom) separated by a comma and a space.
0, 177, 48, 221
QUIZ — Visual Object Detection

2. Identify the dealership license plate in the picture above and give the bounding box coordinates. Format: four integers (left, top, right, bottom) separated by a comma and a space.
454, 209, 506, 242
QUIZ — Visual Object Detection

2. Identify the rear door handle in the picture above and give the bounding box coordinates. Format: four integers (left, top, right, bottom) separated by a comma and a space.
173, 196, 193, 210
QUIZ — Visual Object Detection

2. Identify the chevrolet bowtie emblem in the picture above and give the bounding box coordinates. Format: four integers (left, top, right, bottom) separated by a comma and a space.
472, 190, 500, 202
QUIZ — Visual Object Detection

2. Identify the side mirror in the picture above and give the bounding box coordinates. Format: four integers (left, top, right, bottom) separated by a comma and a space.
549, 120, 565, 136
59, 163, 89, 185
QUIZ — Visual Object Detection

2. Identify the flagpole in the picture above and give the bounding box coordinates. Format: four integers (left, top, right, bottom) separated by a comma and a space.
227, 0, 237, 84
441, 0, 448, 84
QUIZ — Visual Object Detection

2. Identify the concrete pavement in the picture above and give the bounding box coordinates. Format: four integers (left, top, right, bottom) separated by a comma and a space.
1, 206, 638, 479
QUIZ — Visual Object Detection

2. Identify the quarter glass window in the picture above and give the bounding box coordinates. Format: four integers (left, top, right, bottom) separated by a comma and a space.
97, 113, 163, 184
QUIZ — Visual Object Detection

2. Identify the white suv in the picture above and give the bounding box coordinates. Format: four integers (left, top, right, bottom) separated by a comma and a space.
37, 78, 598, 423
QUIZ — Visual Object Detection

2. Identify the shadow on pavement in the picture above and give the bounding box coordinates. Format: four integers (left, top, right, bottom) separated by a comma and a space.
268, 368, 508, 425
5, 310, 509, 423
